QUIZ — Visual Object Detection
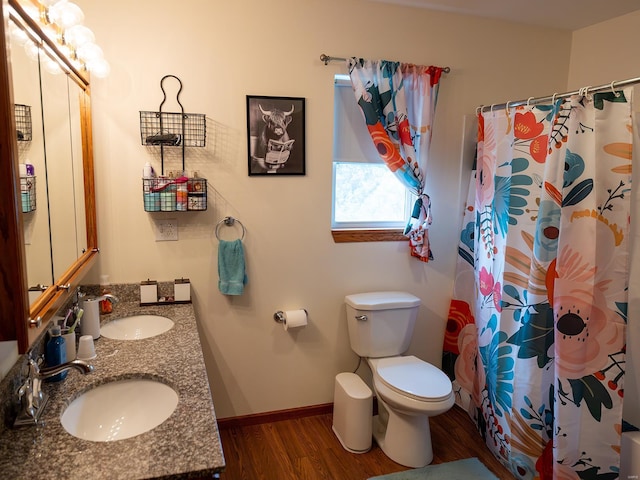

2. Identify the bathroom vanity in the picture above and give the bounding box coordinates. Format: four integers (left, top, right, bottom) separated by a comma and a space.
0, 294, 225, 479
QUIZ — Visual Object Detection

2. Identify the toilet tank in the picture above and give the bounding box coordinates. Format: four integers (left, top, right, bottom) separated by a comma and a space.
345, 292, 421, 358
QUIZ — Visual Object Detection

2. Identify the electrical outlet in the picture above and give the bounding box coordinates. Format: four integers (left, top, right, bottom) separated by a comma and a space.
156, 218, 178, 241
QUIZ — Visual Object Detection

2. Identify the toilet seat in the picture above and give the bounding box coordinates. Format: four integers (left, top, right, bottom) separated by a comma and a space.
372, 356, 452, 402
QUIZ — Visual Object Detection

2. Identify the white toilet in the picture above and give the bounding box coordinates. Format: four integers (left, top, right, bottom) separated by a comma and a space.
345, 291, 454, 468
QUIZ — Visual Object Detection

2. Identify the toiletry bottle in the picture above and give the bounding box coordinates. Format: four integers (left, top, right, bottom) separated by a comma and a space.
176, 183, 187, 211
99, 274, 113, 314
143, 162, 154, 178
45, 325, 67, 382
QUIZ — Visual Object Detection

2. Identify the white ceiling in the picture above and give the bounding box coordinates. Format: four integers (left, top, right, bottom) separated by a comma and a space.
369, 0, 640, 30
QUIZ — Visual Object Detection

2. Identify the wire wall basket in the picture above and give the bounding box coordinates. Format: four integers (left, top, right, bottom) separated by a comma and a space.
20, 176, 36, 212
139, 111, 206, 147
142, 177, 207, 212
15, 104, 32, 142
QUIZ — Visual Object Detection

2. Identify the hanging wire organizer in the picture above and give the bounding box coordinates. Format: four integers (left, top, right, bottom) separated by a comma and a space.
140, 75, 208, 212
20, 176, 36, 213
15, 104, 32, 142
15, 103, 35, 211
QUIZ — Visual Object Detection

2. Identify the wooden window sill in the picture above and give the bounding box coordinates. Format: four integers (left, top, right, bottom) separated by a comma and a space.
331, 229, 406, 243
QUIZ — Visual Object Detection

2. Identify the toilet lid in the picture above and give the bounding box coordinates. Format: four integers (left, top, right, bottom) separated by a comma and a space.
374, 356, 452, 402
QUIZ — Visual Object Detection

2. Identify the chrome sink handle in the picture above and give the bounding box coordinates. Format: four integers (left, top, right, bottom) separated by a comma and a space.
14, 358, 93, 427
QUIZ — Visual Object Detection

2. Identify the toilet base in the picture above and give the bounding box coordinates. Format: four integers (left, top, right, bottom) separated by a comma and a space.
372, 406, 433, 468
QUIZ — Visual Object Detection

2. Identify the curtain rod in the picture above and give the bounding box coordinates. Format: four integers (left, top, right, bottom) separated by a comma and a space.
319, 53, 451, 73
478, 75, 640, 113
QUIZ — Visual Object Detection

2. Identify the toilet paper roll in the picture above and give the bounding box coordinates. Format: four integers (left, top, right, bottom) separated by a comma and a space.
283, 309, 307, 331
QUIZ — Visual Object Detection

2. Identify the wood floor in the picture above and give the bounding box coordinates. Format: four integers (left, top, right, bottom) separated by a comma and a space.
218, 405, 514, 479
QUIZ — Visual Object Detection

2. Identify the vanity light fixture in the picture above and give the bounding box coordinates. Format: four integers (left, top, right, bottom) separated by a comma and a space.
13, 0, 110, 78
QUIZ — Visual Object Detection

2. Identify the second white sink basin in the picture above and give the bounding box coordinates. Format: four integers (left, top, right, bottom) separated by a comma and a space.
101, 314, 174, 340
61, 378, 179, 442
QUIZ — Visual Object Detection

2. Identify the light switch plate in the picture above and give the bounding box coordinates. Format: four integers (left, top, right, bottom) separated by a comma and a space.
156, 218, 178, 241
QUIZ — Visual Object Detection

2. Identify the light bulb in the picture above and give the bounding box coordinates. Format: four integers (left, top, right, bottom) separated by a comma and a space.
64, 24, 95, 48
40, 23, 58, 42
87, 58, 110, 78
9, 22, 30, 47
24, 41, 40, 61
49, 1, 84, 29
76, 42, 103, 62
21, 3, 40, 22
43, 56, 63, 75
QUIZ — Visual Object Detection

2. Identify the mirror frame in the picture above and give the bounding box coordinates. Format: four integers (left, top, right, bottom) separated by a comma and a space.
0, 0, 98, 353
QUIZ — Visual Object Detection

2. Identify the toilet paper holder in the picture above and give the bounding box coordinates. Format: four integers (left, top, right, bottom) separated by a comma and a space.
273, 309, 308, 323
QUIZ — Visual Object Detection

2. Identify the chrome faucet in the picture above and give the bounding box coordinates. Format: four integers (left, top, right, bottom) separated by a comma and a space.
100, 294, 119, 304
14, 358, 94, 427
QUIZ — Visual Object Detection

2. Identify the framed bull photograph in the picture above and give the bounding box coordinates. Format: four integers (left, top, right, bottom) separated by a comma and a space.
247, 95, 306, 175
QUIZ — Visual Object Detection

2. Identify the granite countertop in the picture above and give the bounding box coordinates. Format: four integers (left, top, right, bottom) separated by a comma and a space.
0, 301, 225, 479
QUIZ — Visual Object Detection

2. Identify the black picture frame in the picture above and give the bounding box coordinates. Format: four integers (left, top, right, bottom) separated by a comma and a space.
247, 95, 306, 175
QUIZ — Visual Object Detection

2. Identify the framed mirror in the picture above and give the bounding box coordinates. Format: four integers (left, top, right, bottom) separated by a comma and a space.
0, 0, 98, 353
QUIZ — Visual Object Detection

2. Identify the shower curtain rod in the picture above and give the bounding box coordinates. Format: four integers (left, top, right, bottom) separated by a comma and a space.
478, 75, 640, 113
319, 53, 451, 73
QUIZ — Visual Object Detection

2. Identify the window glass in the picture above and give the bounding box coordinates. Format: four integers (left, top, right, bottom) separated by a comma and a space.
332, 76, 412, 229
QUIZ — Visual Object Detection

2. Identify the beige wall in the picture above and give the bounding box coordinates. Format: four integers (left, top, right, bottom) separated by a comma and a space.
568, 10, 640, 90
76, 0, 574, 418
569, 10, 640, 429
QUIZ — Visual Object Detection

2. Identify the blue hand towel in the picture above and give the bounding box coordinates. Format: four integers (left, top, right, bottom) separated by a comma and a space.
218, 239, 247, 295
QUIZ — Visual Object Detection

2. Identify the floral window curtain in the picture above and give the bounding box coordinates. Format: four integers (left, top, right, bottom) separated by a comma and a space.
445, 90, 632, 479
347, 58, 443, 262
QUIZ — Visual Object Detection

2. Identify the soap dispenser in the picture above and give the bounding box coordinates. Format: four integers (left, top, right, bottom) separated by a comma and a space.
45, 325, 68, 382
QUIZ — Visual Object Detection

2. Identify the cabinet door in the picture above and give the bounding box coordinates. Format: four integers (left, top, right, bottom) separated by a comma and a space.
9, 21, 54, 299
40, 57, 84, 280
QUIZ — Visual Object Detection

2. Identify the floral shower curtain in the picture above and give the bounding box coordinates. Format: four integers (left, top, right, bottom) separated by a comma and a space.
445, 89, 632, 479
348, 58, 444, 262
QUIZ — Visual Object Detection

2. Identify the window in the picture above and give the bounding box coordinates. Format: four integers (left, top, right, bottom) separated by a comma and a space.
332, 75, 413, 242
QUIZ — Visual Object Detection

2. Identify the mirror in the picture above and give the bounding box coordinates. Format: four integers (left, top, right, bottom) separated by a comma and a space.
40, 51, 88, 281
10, 17, 89, 301
0, 0, 99, 353
9, 22, 54, 294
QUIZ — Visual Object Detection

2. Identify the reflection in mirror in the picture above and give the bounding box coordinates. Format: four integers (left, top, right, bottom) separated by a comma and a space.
8, 19, 54, 298
69, 81, 87, 259
40, 51, 85, 280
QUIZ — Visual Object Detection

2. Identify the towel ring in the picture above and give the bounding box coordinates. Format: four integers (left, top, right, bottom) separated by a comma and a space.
215, 216, 245, 241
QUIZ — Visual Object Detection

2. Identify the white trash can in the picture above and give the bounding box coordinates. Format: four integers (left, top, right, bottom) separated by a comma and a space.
332, 372, 373, 453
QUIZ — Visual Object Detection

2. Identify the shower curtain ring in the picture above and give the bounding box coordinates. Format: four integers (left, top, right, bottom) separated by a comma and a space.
490, 103, 496, 113
552, 93, 558, 104
611, 80, 621, 97
526, 97, 534, 108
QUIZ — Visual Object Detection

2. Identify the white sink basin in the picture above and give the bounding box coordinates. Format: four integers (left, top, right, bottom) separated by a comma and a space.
61, 378, 179, 442
101, 314, 174, 340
